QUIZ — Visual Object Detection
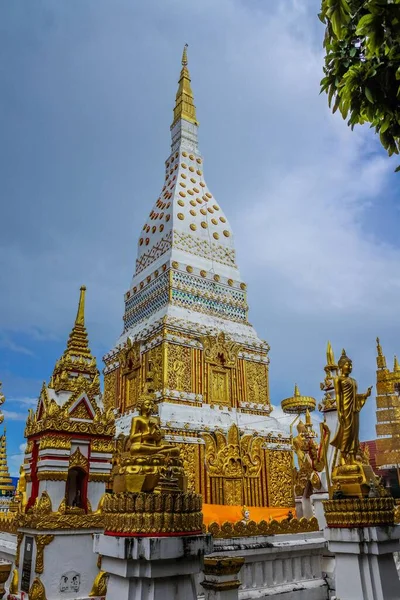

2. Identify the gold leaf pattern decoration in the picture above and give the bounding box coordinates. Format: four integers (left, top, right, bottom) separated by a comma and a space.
245, 360, 269, 406
167, 344, 191, 392
267, 450, 295, 507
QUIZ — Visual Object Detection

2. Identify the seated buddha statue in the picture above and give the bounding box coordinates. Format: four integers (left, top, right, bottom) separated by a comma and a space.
113, 372, 184, 494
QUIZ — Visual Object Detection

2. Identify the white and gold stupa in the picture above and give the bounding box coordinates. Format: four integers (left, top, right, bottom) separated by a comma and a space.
103, 46, 293, 509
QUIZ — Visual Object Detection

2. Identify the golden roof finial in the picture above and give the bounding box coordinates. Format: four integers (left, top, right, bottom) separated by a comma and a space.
294, 384, 300, 397
394, 355, 400, 373
171, 44, 198, 128
326, 341, 336, 368
182, 43, 188, 67
75, 285, 86, 327
376, 337, 387, 370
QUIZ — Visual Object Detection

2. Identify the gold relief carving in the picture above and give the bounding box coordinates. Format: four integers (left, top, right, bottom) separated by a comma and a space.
167, 343, 191, 391
39, 435, 71, 450
91, 439, 115, 453
245, 361, 269, 405
15, 532, 23, 566
29, 577, 47, 600
206, 516, 319, 538
25, 440, 34, 454
147, 344, 163, 390
25, 395, 115, 438
127, 369, 140, 409
177, 443, 197, 492
37, 471, 68, 481
211, 368, 229, 405
69, 447, 89, 472
103, 369, 117, 412
323, 497, 394, 527
35, 535, 54, 574
101, 490, 203, 534
202, 332, 240, 368
18, 510, 104, 531
70, 401, 92, 419
35, 491, 53, 514
267, 450, 294, 507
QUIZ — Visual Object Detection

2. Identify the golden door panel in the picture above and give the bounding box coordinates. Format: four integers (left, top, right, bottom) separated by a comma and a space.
224, 479, 243, 505
245, 360, 269, 406
126, 370, 140, 409
167, 344, 192, 392
103, 370, 117, 411
210, 367, 230, 405
266, 450, 294, 507
146, 345, 163, 391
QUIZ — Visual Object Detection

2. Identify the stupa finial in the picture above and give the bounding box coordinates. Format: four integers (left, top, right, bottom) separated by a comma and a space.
171, 44, 198, 128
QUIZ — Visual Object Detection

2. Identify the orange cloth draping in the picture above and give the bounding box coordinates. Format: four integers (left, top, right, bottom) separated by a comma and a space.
202, 504, 295, 526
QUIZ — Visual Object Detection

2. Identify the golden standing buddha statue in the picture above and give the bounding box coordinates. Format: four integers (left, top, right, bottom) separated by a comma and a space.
330, 349, 375, 497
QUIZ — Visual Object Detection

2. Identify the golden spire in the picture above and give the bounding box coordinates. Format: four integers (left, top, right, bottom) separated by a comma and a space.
376, 337, 387, 370
65, 286, 91, 358
394, 355, 400, 373
0, 430, 14, 494
171, 44, 198, 128
294, 383, 300, 397
50, 286, 99, 393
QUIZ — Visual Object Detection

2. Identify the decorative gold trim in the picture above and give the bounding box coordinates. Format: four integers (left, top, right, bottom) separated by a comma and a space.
91, 439, 114, 453
323, 497, 394, 527
102, 491, 202, 534
39, 435, 71, 450
35, 535, 54, 574
205, 516, 319, 538
88, 571, 108, 597
88, 472, 111, 483
37, 471, 68, 481
203, 556, 244, 576
28, 577, 47, 600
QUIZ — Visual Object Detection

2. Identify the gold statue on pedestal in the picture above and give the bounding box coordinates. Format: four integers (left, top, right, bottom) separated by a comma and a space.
330, 349, 375, 497
113, 371, 185, 494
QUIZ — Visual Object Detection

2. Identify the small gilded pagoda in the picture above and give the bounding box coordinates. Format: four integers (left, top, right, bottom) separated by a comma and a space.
9, 286, 115, 600
0, 430, 15, 510
103, 46, 294, 511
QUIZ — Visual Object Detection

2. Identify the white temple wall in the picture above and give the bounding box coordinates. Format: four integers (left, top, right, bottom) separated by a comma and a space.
39, 480, 65, 511
38, 529, 100, 600
87, 481, 104, 511
198, 532, 329, 600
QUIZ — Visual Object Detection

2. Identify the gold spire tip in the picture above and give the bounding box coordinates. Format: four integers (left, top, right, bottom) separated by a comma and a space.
75, 286, 86, 326
294, 384, 300, 397
182, 43, 188, 66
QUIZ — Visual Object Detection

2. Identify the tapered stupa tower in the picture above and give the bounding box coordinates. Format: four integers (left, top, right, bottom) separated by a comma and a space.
103, 47, 293, 508
0, 430, 14, 497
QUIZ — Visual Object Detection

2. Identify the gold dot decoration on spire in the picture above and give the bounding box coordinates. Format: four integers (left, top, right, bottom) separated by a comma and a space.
171, 44, 199, 128
281, 384, 316, 414
0, 383, 4, 425
49, 286, 100, 394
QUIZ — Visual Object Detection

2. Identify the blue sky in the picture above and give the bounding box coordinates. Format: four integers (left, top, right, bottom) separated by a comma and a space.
1, 1, 399, 475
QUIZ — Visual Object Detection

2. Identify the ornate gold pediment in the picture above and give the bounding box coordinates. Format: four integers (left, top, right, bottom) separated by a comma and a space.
69, 447, 89, 472
202, 332, 240, 368
203, 424, 263, 479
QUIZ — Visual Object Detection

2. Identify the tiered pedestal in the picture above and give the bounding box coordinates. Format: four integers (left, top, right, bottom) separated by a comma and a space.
94, 533, 213, 600
324, 498, 400, 600
200, 556, 244, 600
